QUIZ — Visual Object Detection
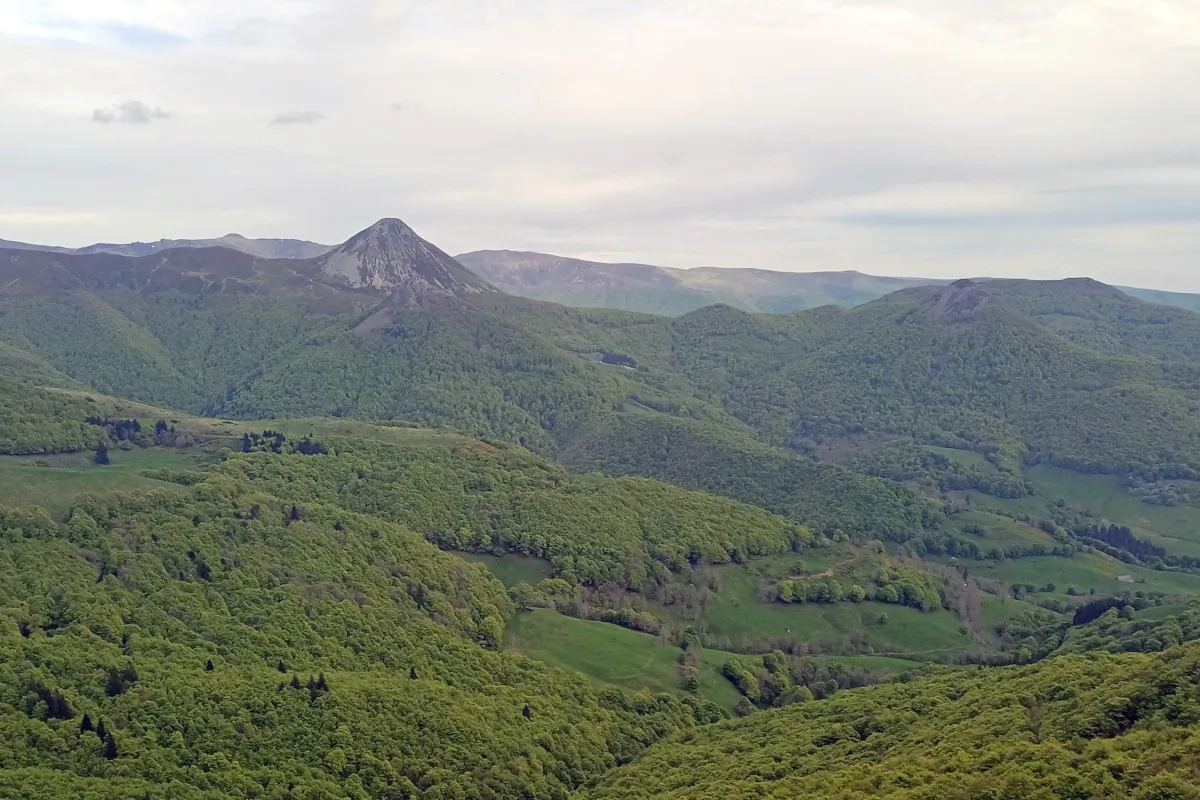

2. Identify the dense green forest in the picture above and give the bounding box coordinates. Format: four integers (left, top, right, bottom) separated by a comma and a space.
587, 643, 1200, 798
8, 267, 1200, 485
214, 437, 812, 587
0, 480, 721, 799
7, 244, 1200, 798
0, 379, 107, 454
562, 415, 941, 538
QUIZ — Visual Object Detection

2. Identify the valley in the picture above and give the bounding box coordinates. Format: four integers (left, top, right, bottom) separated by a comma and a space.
3, 218, 1200, 797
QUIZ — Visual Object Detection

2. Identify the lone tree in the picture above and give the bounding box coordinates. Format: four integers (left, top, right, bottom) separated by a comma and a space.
102, 732, 118, 760
94, 444, 110, 465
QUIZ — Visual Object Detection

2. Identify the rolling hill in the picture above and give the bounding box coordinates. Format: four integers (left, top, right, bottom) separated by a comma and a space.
6, 215, 1200, 798
457, 249, 931, 314
458, 249, 1200, 316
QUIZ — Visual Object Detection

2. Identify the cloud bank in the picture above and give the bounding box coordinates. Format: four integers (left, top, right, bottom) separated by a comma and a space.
2, 0, 1199, 290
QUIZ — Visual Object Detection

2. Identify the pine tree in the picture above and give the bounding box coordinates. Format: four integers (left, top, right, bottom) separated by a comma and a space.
316, 672, 328, 691
80, 713, 94, 734
105, 668, 126, 697
94, 443, 110, 465
205, 659, 214, 672
277, 660, 287, 673
95, 719, 107, 740
409, 667, 417, 680
290, 675, 301, 690
241, 433, 252, 453
102, 732, 118, 760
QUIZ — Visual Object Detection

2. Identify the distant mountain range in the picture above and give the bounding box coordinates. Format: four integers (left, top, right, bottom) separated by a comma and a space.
0, 218, 490, 302
3, 230, 1196, 314
0, 233, 331, 260
456, 250, 931, 314
457, 249, 1200, 316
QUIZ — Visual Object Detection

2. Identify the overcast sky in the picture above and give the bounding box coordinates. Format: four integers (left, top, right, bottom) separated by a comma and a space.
2, 1, 1199, 289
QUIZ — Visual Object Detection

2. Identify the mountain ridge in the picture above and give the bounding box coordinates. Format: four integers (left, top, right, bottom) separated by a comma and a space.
0, 233, 332, 260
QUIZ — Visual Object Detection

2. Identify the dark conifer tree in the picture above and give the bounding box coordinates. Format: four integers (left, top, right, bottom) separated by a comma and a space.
80, 713, 94, 734
102, 732, 118, 760
409, 667, 417, 680
105, 668, 126, 697
290, 675, 301, 690
95, 719, 107, 740
205, 659, 214, 672
94, 444, 110, 465
277, 660, 287, 673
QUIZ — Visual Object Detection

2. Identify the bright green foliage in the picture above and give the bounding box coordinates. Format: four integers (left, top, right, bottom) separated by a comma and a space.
213, 438, 811, 587
0, 380, 107, 455
0, 293, 205, 410
777, 560, 942, 611
851, 440, 1030, 498
587, 644, 1200, 799
563, 414, 941, 538
0, 342, 83, 389
0, 479, 717, 798
1003, 602, 1200, 661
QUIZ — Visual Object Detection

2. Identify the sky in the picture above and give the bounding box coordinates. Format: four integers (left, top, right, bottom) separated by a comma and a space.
2, 1, 1199, 290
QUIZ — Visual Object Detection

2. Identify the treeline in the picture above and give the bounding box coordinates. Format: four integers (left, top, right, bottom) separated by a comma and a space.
904, 528, 1075, 562
240, 429, 328, 456
772, 563, 942, 612
719, 651, 913, 717
1071, 522, 1200, 572
1078, 523, 1165, 560
849, 441, 1031, 499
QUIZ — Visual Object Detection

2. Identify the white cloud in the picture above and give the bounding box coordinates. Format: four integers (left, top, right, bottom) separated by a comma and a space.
92, 100, 173, 123
1, 0, 1199, 289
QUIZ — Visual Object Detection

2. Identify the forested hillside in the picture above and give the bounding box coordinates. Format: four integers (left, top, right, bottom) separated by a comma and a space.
0, 475, 720, 799
587, 644, 1200, 799
7, 240, 1200, 485
214, 437, 812, 586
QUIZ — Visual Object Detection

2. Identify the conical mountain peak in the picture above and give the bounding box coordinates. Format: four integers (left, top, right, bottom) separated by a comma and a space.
921, 278, 992, 325
316, 217, 494, 298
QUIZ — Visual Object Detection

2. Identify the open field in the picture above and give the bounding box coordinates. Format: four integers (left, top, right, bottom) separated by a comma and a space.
0, 446, 201, 516
504, 608, 744, 710
455, 552, 554, 587
503, 608, 935, 712
1027, 465, 1200, 558
968, 552, 1200, 600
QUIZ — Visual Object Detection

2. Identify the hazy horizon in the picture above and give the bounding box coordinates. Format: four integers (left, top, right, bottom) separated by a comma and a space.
3, 1, 1199, 291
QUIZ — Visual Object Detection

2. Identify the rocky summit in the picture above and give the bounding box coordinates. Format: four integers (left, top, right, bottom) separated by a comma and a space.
316, 218, 494, 297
